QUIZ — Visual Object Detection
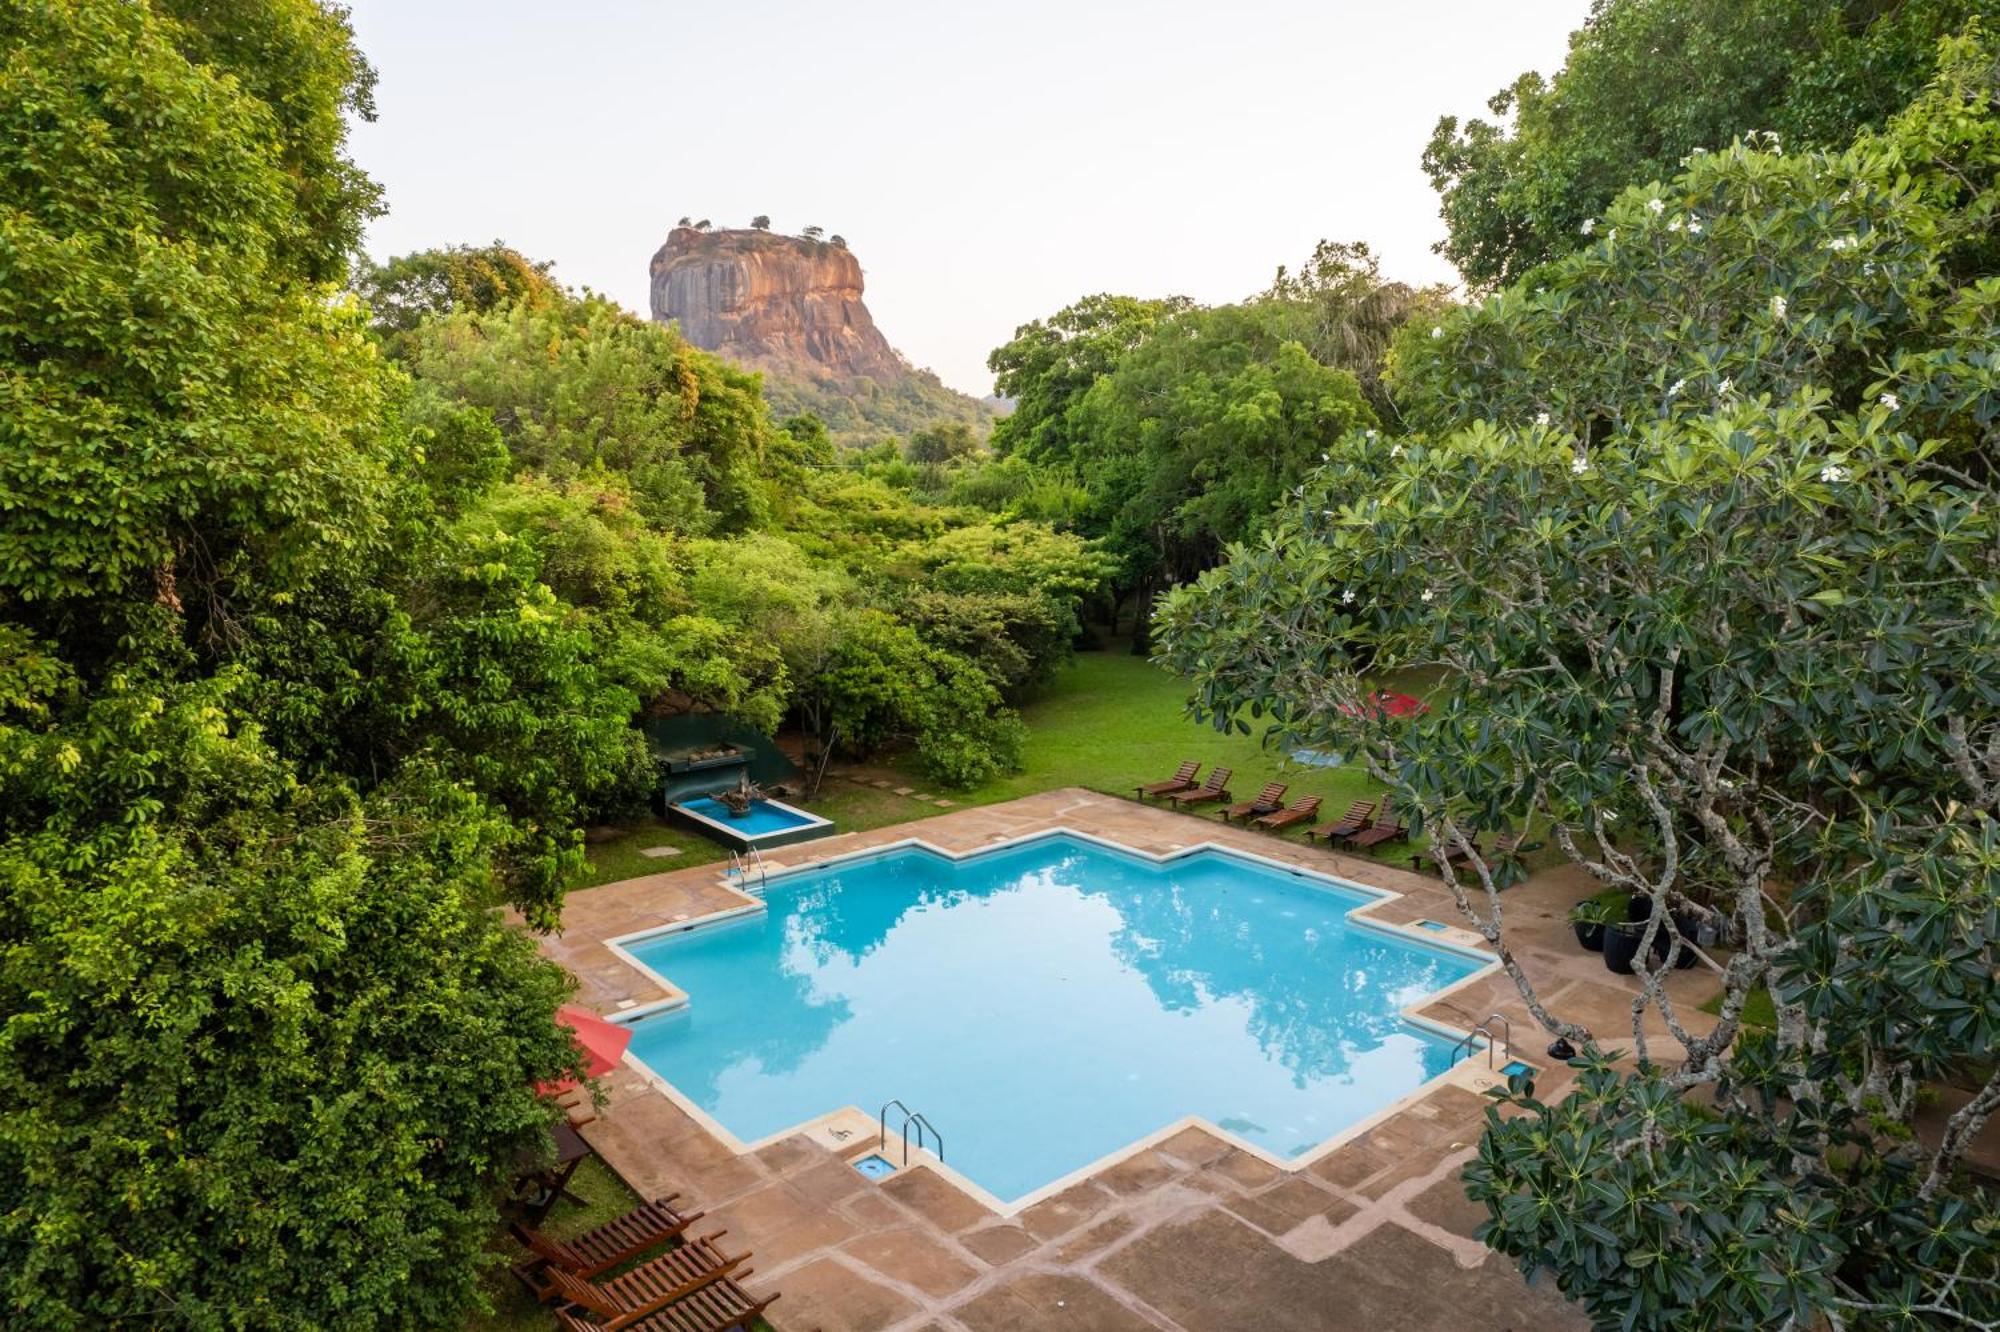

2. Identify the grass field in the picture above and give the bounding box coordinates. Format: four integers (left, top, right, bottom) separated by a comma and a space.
580, 648, 1418, 888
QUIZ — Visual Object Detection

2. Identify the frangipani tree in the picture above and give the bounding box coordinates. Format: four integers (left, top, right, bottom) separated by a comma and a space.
1155, 35, 1999, 1330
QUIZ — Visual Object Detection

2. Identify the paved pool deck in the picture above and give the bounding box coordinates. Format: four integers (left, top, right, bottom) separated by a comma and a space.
538, 787, 1722, 1331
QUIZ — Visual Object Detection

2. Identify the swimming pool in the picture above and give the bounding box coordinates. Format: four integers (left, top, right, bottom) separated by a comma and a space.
616, 832, 1489, 1205
670, 794, 834, 850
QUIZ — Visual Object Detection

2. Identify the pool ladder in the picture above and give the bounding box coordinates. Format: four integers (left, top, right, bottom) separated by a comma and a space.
726, 845, 768, 890
879, 1099, 945, 1166
1450, 1013, 1513, 1070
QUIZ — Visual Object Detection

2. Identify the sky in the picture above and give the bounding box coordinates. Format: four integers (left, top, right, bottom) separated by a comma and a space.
347, 1, 1590, 397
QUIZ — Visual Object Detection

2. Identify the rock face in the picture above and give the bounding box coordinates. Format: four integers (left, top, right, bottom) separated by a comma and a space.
649, 227, 906, 385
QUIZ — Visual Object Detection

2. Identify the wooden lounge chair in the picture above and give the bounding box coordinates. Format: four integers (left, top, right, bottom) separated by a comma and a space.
1165, 767, 1232, 807
1220, 781, 1287, 823
536, 1231, 745, 1326
1348, 798, 1407, 849
1136, 760, 1201, 801
1414, 829, 1526, 873
1253, 795, 1322, 832
512, 1195, 703, 1284
556, 1262, 779, 1332
1305, 799, 1375, 844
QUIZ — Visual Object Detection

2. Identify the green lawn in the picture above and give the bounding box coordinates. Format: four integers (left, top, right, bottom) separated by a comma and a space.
581, 649, 1420, 888
471, 1157, 639, 1330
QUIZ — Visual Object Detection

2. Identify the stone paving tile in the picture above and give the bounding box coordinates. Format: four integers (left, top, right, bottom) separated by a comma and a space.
1206, 1149, 1282, 1190
754, 1135, 822, 1178
773, 1255, 920, 1332
880, 1167, 992, 1234
1017, 1180, 1116, 1241
1101, 1208, 1587, 1332
791, 1157, 872, 1208
1095, 1148, 1179, 1196
841, 1227, 981, 1298
840, 1189, 907, 1229
1052, 1212, 1137, 1263
951, 1272, 1160, 1332
961, 1224, 1040, 1266
1154, 1127, 1232, 1168
1405, 1170, 1492, 1239
704, 1180, 863, 1271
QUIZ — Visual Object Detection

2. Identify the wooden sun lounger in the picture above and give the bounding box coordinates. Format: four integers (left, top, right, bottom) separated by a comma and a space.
556, 1261, 779, 1332
1136, 760, 1201, 801
513, 1195, 702, 1284
1220, 781, 1287, 823
1348, 799, 1407, 849
1416, 830, 1526, 872
1305, 799, 1375, 844
1165, 767, 1232, 807
542, 1231, 747, 1329
1253, 795, 1322, 831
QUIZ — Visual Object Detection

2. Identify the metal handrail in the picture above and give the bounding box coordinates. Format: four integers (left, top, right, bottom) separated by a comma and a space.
1478, 1013, 1513, 1064
1450, 1023, 1496, 1069
903, 1112, 944, 1164
879, 1100, 945, 1165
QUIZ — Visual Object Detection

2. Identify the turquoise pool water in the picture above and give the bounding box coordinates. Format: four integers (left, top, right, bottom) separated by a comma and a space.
621, 834, 1486, 1203
677, 796, 819, 836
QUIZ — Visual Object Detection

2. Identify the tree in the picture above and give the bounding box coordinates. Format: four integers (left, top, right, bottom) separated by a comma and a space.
399, 293, 772, 532
751, 213, 771, 230
986, 293, 1193, 463
904, 419, 980, 466
694, 218, 711, 230
355, 241, 559, 335
829, 234, 848, 248
1256, 240, 1452, 425
1072, 301, 1375, 593
677, 214, 692, 226
1422, 0, 1994, 288
0, 1, 596, 1323
1156, 36, 2000, 1328
802, 224, 825, 241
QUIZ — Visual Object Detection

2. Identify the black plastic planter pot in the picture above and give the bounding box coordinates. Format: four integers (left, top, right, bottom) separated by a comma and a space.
1572, 919, 1606, 951
1602, 923, 1642, 974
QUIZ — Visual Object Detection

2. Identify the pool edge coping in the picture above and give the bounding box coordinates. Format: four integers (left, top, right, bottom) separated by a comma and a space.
593, 822, 1509, 1219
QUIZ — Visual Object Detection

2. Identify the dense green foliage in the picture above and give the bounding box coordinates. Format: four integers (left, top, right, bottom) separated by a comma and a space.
1158, 33, 2000, 1329
982, 245, 1429, 628
759, 362, 998, 448
1424, 0, 1997, 288
0, 2, 592, 1325
356, 240, 560, 335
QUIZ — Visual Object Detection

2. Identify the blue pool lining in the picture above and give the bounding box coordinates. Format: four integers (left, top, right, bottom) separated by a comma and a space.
594, 824, 1507, 1216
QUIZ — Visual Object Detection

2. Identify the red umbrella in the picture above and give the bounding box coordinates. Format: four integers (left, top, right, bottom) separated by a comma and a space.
1338, 690, 1430, 720
537, 1003, 633, 1096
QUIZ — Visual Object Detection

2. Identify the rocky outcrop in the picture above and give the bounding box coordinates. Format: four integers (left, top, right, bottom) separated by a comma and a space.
649, 227, 906, 385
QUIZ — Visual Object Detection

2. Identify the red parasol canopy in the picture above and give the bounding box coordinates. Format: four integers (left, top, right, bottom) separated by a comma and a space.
537, 1003, 632, 1096
1338, 690, 1429, 720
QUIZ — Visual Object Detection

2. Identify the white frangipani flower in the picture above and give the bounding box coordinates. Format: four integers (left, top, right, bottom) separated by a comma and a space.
1430, 326, 1444, 339
1646, 197, 1665, 215
1390, 443, 1405, 458
1668, 218, 1683, 232
1420, 588, 1436, 603
1718, 377, 1734, 395
1667, 378, 1686, 398
1686, 217, 1703, 235
1341, 589, 1357, 605
1580, 217, 1596, 236
1771, 294, 1788, 321
1878, 392, 1899, 411
1535, 411, 1552, 427
1819, 463, 1849, 483
1570, 455, 1589, 475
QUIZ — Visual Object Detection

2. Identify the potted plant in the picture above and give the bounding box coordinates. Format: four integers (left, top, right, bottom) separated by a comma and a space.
1568, 899, 1613, 951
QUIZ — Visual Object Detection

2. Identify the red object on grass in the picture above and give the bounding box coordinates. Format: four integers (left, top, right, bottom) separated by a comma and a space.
537, 1004, 632, 1095
1338, 690, 1429, 720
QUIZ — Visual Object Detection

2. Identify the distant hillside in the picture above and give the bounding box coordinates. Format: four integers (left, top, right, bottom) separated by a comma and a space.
649, 226, 995, 444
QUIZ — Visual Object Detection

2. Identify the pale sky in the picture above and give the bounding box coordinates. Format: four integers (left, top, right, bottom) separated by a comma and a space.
347, 1, 1589, 396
